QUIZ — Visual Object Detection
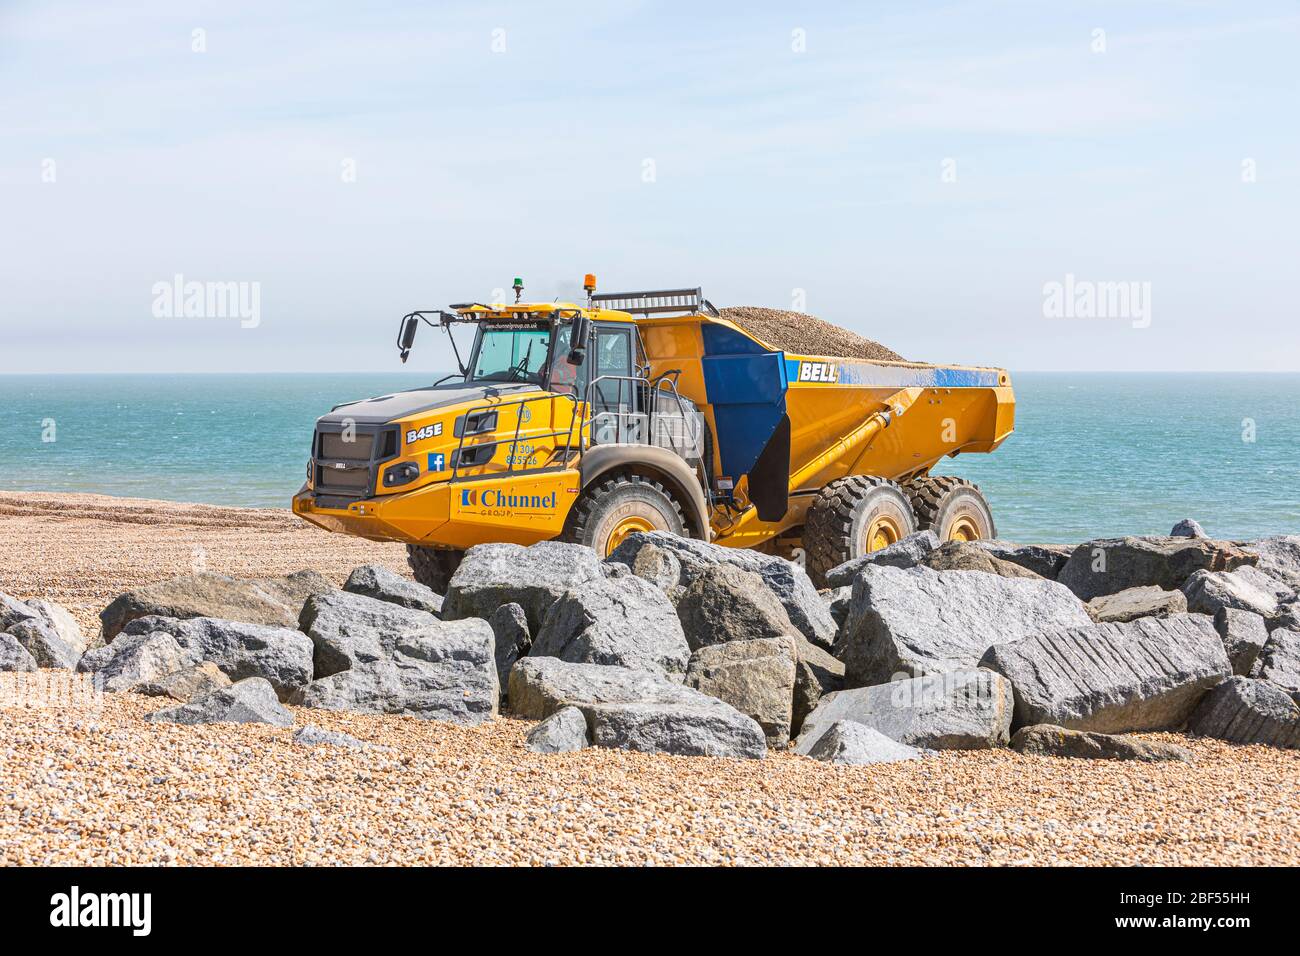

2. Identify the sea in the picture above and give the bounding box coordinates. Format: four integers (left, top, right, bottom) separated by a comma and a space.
1, 372, 1296, 544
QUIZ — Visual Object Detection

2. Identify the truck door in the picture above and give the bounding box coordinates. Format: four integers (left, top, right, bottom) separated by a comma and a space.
591, 324, 645, 444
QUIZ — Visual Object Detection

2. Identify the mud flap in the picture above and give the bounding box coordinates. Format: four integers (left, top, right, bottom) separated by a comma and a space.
747, 414, 791, 522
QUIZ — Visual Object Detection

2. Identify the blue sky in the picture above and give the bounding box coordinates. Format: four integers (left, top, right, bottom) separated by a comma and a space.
2, 0, 1298, 372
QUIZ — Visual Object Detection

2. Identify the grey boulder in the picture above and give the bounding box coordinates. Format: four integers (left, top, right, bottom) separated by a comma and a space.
299, 590, 439, 678
441, 541, 603, 633
344, 564, 442, 614
804, 720, 924, 766
684, 637, 797, 748
125, 615, 313, 701
100, 569, 333, 640
981, 615, 1231, 733
0, 591, 36, 631
1243, 534, 1300, 591
1214, 608, 1269, 676
1087, 585, 1188, 624
675, 563, 797, 651
794, 670, 1014, 753
146, 676, 293, 727
489, 602, 531, 702
1170, 519, 1207, 538
76, 630, 199, 692
133, 661, 233, 702
607, 531, 837, 649
584, 699, 767, 759
292, 725, 377, 750
0, 633, 38, 672
507, 656, 703, 720
530, 573, 689, 676
21, 599, 88, 656
824, 531, 940, 585
1182, 566, 1286, 619
921, 541, 1043, 578
1056, 536, 1257, 602
1187, 677, 1299, 748
1010, 724, 1190, 761
792, 637, 845, 734
524, 706, 590, 753
6, 617, 81, 669
838, 565, 1091, 687
290, 620, 498, 725
973, 540, 1073, 580
1251, 628, 1300, 694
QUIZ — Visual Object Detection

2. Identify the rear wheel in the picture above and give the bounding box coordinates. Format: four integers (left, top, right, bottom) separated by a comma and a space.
905, 475, 996, 542
562, 472, 687, 557
406, 545, 464, 594
804, 475, 917, 587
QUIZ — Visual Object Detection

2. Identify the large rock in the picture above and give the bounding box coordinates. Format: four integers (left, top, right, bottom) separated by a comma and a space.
298, 590, 438, 678
1010, 724, 1190, 761
0, 591, 36, 630
146, 677, 293, 727
824, 531, 940, 585
1187, 677, 1300, 748
973, 540, 1072, 579
0, 633, 38, 672
133, 661, 232, 702
442, 541, 603, 633
76, 630, 198, 692
838, 565, 1091, 687
921, 541, 1042, 579
792, 637, 845, 734
344, 564, 442, 615
508, 656, 712, 720
794, 670, 1014, 753
1057, 536, 1257, 602
100, 570, 333, 640
675, 564, 797, 651
290, 620, 498, 724
524, 706, 590, 753
1087, 585, 1188, 624
1243, 535, 1300, 591
981, 615, 1231, 733
6, 617, 81, 669
488, 603, 531, 703
1251, 628, 1300, 694
21, 599, 88, 656
530, 574, 689, 676
1182, 566, 1286, 619
804, 720, 924, 766
684, 637, 797, 747
1215, 608, 1269, 676
1170, 519, 1207, 538
607, 532, 837, 649
583, 699, 767, 759
124, 615, 313, 701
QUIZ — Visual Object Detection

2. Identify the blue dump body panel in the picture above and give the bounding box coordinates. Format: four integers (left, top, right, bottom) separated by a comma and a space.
700, 323, 788, 480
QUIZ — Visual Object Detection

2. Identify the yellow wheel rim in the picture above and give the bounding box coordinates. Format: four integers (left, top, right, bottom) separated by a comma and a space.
947, 516, 981, 542
865, 514, 904, 553
605, 516, 657, 556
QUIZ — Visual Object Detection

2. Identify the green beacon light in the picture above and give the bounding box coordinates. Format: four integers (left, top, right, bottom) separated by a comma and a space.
513, 277, 524, 303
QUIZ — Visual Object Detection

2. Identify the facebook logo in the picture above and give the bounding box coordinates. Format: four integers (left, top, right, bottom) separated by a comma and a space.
427, 453, 445, 472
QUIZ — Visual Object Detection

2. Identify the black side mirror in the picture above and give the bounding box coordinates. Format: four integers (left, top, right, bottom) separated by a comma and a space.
567, 313, 590, 366
398, 315, 419, 363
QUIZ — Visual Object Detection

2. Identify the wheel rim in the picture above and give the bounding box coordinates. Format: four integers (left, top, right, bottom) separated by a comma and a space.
605, 515, 657, 556
947, 515, 981, 542
864, 514, 904, 552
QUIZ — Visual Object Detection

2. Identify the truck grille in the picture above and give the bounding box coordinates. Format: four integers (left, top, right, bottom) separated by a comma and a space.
319, 431, 375, 461
311, 423, 399, 501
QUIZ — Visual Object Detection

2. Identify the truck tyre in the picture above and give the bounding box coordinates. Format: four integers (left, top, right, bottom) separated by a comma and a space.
563, 471, 686, 557
406, 545, 464, 595
905, 475, 996, 542
804, 475, 917, 587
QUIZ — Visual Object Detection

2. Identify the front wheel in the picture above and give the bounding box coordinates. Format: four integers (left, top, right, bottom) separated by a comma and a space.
905, 475, 996, 542
804, 475, 918, 587
562, 472, 687, 557
406, 545, 464, 594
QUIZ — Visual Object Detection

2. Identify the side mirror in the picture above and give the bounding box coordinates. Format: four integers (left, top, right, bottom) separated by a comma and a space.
398, 315, 419, 363
566, 313, 590, 366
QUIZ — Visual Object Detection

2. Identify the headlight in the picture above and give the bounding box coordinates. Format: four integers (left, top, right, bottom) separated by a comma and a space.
382, 461, 420, 487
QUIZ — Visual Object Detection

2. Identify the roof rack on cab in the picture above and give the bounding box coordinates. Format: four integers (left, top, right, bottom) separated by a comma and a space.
591, 287, 721, 318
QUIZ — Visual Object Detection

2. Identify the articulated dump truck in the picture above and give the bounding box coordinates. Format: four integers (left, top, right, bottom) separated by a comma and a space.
292, 277, 1015, 590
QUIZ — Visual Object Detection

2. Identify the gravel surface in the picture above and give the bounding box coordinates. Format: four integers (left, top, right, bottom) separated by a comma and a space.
719, 306, 907, 362
2, 492, 1297, 866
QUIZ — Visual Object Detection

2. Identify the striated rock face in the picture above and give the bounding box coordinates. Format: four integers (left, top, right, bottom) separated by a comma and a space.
1215, 608, 1269, 677
344, 564, 442, 615
980, 615, 1232, 733
442, 542, 603, 634
804, 721, 924, 766
524, 706, 590, 754
77, 630, 199, 692
1057, 536, 1257, 602
1010, 725, 1190, 762
100, 570, 333, 640
530, 574, 689, 676
675, 564, 798, 651
685, 637, 797, 748
1087, 585, 1188, 624
838, 565, 1091, 687
794, 670, 1014, 753
1187, 677, 1300, 748
606, 531, 837, 649
1251, 629, 1300, 695
146, 677, 294, 727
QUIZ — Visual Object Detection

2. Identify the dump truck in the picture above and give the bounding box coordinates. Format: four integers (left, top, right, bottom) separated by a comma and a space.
292, 277, 1015, 589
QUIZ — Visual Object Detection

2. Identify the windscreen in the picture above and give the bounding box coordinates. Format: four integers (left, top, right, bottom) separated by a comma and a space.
469, 322, 553, 384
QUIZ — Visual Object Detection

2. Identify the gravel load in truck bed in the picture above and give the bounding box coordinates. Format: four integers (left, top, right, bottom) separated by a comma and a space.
719, 306, 907, 363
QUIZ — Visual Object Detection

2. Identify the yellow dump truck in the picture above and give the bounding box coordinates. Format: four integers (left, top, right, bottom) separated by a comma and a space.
292, 278, 1015, 589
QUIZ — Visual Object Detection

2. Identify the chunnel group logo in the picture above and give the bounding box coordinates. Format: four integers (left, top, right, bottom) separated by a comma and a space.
459, 487, 556, 513
49, 886, 151, 936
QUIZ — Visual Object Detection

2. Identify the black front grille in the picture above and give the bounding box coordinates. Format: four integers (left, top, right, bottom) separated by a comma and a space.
319, 432, 375, 461
311, 423, 400, 502
315, 464, 371, 493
